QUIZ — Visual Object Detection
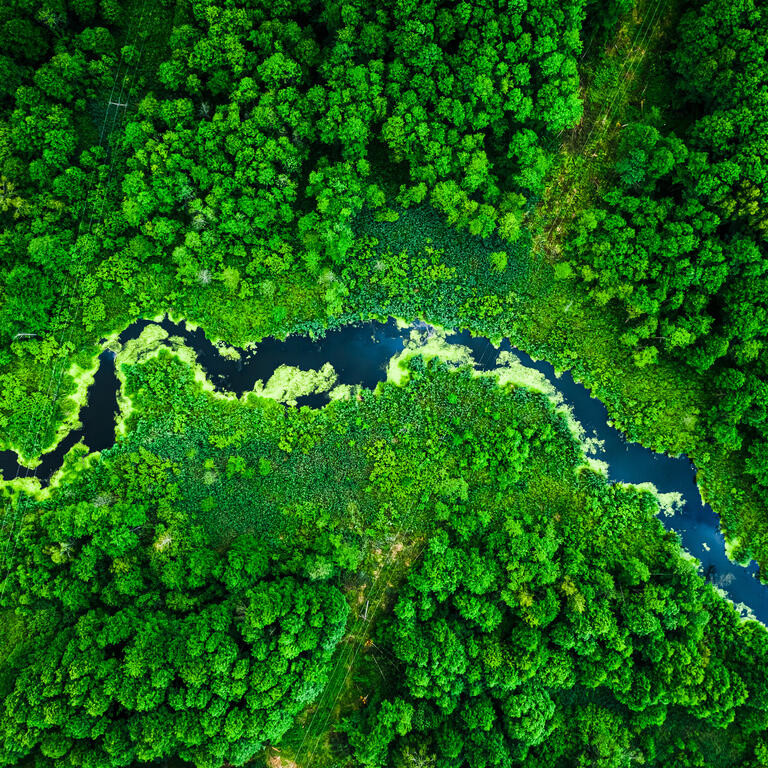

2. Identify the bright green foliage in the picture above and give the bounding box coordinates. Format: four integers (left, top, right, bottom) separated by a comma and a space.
0, 0, 121, 343
0, 0, 591, 456
0, 478, 348, 766
0, 0, 588, 349
345, 477, 768, 768
2, 0, 768, 764
3, 344, 768, 767
6, 353, 768, 768
110, 0, 585, 305
565, 0, 768, 546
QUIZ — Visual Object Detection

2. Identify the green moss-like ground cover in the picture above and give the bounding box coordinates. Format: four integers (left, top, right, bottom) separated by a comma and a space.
2, 349, 766, 767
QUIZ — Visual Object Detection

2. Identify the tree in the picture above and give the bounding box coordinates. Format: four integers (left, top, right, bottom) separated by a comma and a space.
0, 495, 348, 767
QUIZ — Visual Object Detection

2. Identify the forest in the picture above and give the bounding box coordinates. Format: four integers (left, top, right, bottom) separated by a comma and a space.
1, 0, 767, 765
3, 352, 768, 767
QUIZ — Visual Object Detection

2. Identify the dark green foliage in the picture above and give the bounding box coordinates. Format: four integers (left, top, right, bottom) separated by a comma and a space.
346, 206, 531, 328
0, 0, 593, 456
1, 469, 348, 765
2, 0, 768, 765
564, 0, 768, 562
0, 264, 55, 339
111, 0, 585, 297
4, 346, 768, 767
343, 480, 768, 768
583, 0, 633, 41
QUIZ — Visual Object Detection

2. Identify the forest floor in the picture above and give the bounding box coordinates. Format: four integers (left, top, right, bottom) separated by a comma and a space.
529, 0, 679, 260
278, 533, 425, 767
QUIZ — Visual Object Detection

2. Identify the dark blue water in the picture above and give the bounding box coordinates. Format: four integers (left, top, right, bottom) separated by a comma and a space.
0, 349, 119, 485
1, 318, 764, 622
129, 317, 408, 403
458, 333, 767, 622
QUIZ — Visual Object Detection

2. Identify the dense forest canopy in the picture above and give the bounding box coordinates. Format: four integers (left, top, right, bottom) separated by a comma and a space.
3, 352, 768, 767
1, 0, 768, 766
566, 0, 768, 512
0, 0, 588, 348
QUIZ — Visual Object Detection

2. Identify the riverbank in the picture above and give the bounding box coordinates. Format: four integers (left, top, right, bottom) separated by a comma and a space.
3, 331, 764, 768
2, 316, 764, 622
0, 0, 762, 628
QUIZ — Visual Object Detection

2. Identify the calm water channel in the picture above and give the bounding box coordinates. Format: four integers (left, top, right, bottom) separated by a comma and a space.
1, 317, 765, 622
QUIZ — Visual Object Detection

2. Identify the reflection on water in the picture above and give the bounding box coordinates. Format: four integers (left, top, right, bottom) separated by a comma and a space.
1, 317, 765, 622
0, 349, 119, 484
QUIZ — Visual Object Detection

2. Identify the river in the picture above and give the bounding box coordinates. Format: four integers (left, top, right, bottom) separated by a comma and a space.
1, 317, 765, 622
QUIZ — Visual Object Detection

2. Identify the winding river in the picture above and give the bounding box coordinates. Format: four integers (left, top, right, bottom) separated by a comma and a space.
1, 317, 765, 623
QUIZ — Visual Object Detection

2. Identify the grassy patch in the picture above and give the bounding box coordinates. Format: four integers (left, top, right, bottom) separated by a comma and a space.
529, 0, 682, 262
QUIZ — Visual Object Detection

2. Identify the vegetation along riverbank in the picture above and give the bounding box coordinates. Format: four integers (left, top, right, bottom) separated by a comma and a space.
1, 0, 767, 765
3, 350, 768, 766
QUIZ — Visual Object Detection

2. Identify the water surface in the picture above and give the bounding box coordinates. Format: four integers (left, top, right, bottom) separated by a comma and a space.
1, 318, 764, 621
